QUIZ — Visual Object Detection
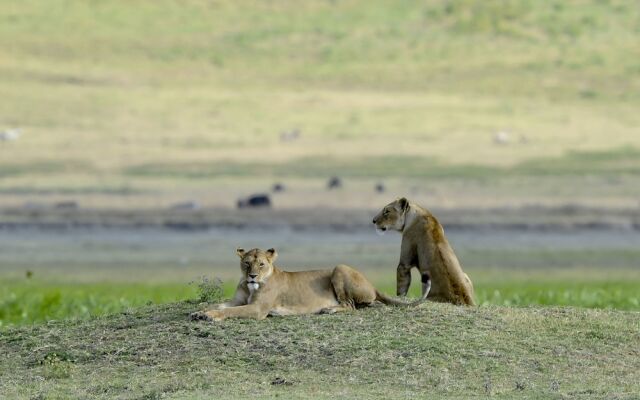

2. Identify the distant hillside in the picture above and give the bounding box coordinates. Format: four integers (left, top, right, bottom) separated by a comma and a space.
2, 1, 637, 97
0, 0, 638, 198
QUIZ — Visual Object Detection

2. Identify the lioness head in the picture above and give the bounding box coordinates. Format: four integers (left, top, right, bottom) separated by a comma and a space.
372, 197, 409, 233
236, 247, 276, 291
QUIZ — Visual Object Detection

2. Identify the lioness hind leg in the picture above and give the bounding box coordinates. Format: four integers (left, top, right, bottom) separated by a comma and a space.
464, 273, 475, 293
318, 305, 352, 315
397, 264, 412, 297
331, 264, 377, 307
420, 271, 432, 300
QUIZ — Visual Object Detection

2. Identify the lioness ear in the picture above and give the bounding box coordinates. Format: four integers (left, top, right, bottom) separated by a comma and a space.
265, 248, 277, 261
397, 197, 409, 212
236, 248, 246, 258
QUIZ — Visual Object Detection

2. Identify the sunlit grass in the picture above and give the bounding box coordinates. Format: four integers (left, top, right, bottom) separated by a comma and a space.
3, 271, 639, 328
381, 281, 640, 311
0, 281, 197, 328
475, 281, 640, 310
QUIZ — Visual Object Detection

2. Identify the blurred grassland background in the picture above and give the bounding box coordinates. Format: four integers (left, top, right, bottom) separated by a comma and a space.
1, 0, 640, 327
0, 0, 639, 199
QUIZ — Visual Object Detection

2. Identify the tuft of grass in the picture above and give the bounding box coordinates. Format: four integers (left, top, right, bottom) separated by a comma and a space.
189, 276, 224, 304
41, 352, 74, 380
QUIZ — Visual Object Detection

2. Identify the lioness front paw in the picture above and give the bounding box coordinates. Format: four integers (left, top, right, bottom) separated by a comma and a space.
190, 310, 223, 322
190, 311, 211, 321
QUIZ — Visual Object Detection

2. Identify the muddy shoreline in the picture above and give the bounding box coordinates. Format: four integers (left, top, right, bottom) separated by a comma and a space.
1, 205, 638, 232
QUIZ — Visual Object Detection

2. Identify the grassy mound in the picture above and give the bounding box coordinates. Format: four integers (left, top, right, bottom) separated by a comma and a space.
1, 301, 638, 399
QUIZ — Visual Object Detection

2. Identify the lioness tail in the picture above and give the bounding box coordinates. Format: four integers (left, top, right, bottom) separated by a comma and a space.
375, 290, 427, 307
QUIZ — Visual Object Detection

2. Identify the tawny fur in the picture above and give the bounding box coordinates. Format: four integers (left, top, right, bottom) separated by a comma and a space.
373, 198, 476, 306
190, 248, 425, 321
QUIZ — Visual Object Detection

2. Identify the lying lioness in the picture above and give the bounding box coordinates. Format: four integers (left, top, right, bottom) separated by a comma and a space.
190, 247, 425, 321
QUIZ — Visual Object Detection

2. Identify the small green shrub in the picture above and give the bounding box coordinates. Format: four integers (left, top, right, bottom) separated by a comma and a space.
41, 352, 74, 380
190, 276, 224, 304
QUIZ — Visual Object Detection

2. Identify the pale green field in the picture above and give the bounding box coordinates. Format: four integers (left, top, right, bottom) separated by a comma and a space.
0, 0, 639, 207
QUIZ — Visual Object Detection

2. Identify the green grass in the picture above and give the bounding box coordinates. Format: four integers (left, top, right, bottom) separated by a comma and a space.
376, 281, 640, 311
1, 301, 638, 399
0, 281, 197, 328
3, 267, 639, 329
475, 281, 640, 310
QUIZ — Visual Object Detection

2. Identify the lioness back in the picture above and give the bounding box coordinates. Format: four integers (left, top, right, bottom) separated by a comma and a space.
276, 269, 338, 310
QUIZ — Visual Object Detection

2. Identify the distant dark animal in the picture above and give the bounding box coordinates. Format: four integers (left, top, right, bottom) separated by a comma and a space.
237, 194, 271, 209
327, 176, 342, 190
272, 183, 285, 193
55, 201, 79, 210
23, 201, 46, 210
375, 183, 385, 193
26, 270, 33, 279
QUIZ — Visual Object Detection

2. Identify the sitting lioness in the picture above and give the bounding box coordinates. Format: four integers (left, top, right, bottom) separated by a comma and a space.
190, 247, 425, 321
373, 198, 475, 306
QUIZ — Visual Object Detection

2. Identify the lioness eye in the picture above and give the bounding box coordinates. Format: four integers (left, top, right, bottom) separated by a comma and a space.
259, 262, 265, 267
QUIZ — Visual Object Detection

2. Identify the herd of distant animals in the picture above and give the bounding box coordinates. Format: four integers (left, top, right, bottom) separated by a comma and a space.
19, 176, 382, 212
237, 176, 385, 209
